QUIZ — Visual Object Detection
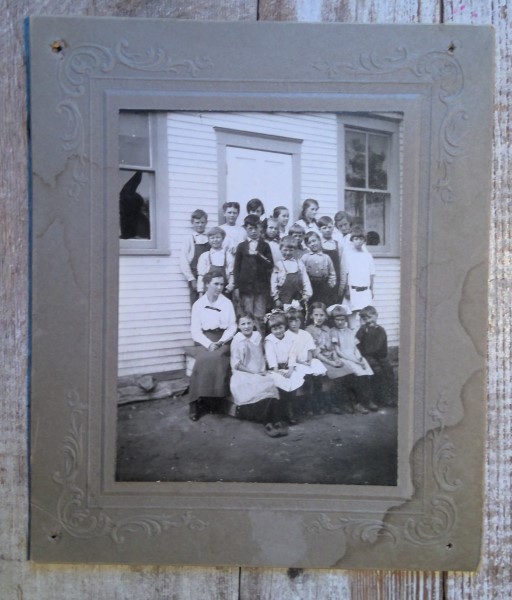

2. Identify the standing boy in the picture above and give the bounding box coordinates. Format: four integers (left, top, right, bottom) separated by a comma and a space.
317, 215, 344, 303
234, 214, 274, 330
179, 209, 210, 304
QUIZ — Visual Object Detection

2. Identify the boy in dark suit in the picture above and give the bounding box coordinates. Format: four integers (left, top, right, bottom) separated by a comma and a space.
234, 214, 274, 331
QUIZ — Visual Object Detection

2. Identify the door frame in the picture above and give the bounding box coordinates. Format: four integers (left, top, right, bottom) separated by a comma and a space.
215, 125, 302, 223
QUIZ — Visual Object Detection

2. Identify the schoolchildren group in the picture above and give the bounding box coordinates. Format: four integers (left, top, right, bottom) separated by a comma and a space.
181, 198, 396, 438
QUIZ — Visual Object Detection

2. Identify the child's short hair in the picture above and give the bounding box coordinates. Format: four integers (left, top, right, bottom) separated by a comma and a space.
238, 311, 255, 323
203, 268, 226, 286
350, 226, 366, 241
360, 305, 378, 317
222, 201, 240, 213
284, 307, 302, 322
265, 311, 286, 329
246, 198, 265, 214
305, 230, 321, 245
206, 226, 226, 239
317, 215, 333, 228
264, 217, 279, 233
289, 223, 305, 235
279, 235, 297, 248
309, 302, 327, 321
243, 214, 261, 228
298, 198, 319, 221
334, 210, 351, 224
272, 206, 288, 218
190, 209, 207, 222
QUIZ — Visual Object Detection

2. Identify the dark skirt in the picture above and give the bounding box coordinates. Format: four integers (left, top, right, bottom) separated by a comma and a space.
188, 330, 231, 403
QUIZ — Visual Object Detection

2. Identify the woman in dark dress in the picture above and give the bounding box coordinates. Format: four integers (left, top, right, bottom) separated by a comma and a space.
188, 269, 237, 420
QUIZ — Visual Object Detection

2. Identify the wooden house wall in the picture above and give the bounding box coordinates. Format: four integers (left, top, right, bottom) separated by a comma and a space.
118, 111, 401, 376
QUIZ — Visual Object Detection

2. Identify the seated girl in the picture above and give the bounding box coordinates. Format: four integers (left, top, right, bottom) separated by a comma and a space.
305, 302, 347, 414
229, 313, 282, 436
264, 311, 305, 429
286, 306, 326, 378
286, 305, 327, 417
328, 304, 376, 414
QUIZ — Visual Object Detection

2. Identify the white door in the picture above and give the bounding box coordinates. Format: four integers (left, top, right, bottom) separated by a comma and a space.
225, 146, 294, 224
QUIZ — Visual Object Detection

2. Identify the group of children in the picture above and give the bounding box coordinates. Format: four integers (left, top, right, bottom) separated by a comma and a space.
180, 198, 376, 328
228, 304, 395, 437
181, 198, 395, 437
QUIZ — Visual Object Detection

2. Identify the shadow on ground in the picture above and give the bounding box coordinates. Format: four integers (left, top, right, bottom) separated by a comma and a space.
116, 395, 398, 486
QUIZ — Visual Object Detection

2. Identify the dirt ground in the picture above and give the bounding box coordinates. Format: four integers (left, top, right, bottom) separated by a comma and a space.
116, 394, 398, 486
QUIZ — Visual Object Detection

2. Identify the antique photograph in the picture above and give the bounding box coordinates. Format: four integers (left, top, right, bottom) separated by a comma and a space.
115, 110, 401, 485
28, 17, 491, 569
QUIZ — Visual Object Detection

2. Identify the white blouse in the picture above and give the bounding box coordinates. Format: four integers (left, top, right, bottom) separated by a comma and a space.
190, 293, 237, 348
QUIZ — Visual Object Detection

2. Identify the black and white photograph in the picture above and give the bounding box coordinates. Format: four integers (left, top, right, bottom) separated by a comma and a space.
116, 110, 401, 485
27, 17, 492, 570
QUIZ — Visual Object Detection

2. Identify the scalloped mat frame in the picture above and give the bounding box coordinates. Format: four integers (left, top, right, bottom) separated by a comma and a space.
28, 17, 493, 569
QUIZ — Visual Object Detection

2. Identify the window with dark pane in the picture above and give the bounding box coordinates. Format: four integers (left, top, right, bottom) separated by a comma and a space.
119, 111, 154, 240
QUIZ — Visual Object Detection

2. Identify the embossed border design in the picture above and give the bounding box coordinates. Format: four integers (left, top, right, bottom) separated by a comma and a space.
48, 389, 208, 545
56, 40, 213, 201
29, 18, 491, 568
304, 394, 460, 547
312, 46, 468, 204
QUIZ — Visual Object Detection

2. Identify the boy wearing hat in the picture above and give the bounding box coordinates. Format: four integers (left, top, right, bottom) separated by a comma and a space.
233, 214, 274, 330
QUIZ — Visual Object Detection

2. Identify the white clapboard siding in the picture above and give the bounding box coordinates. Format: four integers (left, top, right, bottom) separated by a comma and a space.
118, 112, 401, 376
370, 258, 400, 348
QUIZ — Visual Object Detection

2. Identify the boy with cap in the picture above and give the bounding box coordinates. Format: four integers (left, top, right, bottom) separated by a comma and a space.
233, 214, 274, 330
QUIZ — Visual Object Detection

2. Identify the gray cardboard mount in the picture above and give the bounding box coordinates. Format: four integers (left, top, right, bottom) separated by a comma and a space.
28, 17, 493, 569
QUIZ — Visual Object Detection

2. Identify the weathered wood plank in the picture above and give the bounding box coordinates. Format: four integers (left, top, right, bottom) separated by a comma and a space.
258, 0, 440, 23
442, 0, 511, 598
1, 563, 239, 600
1, 0, 508, 598
240, 568, 445, 599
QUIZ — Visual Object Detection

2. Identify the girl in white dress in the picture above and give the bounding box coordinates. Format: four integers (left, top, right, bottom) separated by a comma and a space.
286, 306, 327, 417
264, 311, 305, 429
230, 313, 279, 408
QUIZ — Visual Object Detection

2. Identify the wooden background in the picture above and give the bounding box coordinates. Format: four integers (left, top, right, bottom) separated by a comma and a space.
1, 1, 508, 598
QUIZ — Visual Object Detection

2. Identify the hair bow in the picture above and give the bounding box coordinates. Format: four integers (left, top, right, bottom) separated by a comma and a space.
283, 300, 302, 313
326, 304, 346, 316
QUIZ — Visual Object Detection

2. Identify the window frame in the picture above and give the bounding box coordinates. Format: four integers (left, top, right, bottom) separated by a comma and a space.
119, 111, 169, 256
338, 113, 401, 258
